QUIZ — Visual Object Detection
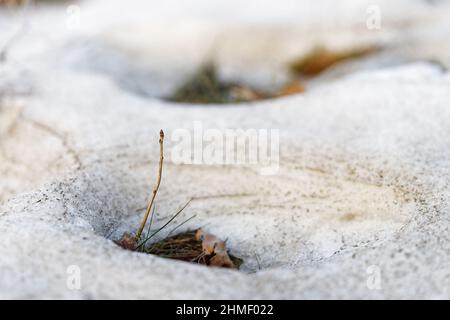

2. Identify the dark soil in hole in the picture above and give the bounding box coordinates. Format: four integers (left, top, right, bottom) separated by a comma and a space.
166, 45, 379, 104
116, 229, 244, 270
144, 230, 243, 269
166, 63, 303, 104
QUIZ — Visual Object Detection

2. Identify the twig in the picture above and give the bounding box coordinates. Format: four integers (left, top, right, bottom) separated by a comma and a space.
135, 130, 165, 240
145, 204, 156, 238
135, 205, 157, 252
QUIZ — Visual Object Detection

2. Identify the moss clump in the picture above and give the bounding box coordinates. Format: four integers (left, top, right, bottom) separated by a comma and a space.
168, 63, 266, 104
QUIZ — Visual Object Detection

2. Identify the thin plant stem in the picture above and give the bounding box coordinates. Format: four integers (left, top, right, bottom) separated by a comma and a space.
135, 130, 164, 240
146, 205, 156, 238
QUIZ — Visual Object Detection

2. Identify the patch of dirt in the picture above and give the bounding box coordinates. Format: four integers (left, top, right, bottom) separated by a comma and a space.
167, 63, 303, 104
145, 229, 243, 268
167, 45, 379, 104
117, 229, 243, 269
289, 45, 380, 76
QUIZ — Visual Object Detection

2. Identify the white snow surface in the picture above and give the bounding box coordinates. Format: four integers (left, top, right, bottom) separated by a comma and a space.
0, 0, 449, 299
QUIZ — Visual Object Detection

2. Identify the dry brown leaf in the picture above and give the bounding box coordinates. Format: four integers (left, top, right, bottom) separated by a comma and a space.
290, 46, 379, 76
196, 228, 219, 255
115, 233, 137, 250
209, 252, 236, 268
276, 80, 305, 97
196, 229, 236, 268
209, 241, 236, 268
